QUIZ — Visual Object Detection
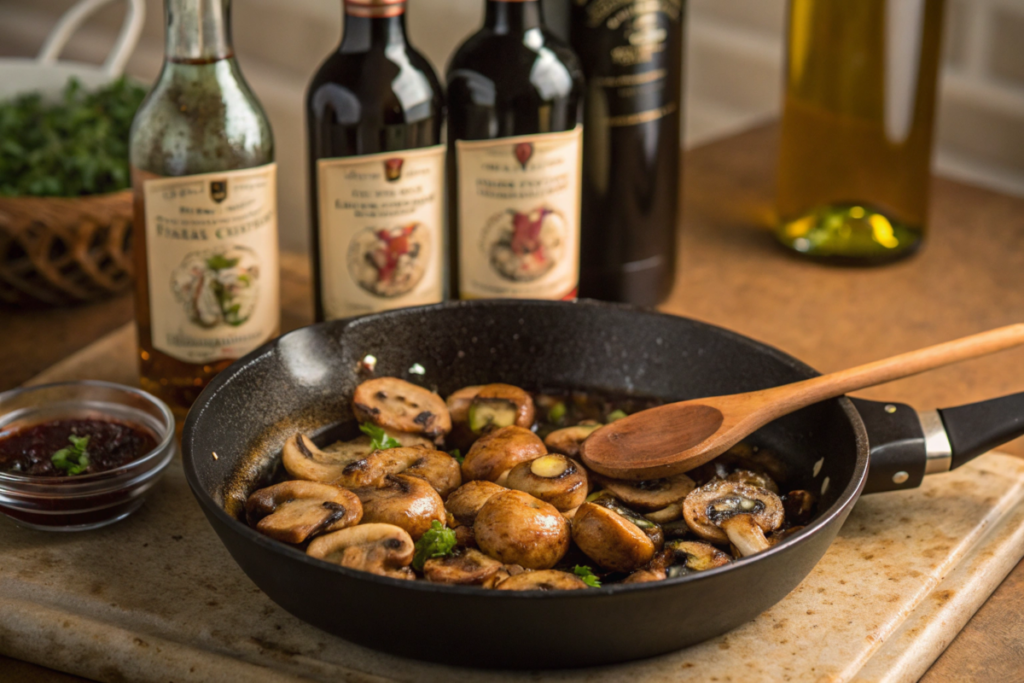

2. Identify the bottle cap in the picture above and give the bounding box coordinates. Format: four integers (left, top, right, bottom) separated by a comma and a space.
344, 0, 406, 18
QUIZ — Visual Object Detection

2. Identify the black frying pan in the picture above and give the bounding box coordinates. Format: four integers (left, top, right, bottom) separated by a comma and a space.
181, 300, 1024, 668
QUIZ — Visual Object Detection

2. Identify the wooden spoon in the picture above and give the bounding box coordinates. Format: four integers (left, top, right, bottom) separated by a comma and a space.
580, 324, 1024, 481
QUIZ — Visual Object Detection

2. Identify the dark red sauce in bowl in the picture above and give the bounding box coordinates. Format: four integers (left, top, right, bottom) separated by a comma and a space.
0, 419, 158, 477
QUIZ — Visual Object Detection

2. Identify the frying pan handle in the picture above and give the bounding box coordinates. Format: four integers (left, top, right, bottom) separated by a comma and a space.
854, 392, 1024, 495
938, 391, 1024, 470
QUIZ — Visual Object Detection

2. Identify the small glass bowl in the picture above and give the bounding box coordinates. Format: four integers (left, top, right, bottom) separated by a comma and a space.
0, 381, 176, 531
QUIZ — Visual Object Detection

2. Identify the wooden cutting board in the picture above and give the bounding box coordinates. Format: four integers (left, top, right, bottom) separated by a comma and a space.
3, 324, 1024, 683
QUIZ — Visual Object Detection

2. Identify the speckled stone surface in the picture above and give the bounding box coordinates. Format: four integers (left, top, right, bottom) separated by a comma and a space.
4, 327, 1024, 683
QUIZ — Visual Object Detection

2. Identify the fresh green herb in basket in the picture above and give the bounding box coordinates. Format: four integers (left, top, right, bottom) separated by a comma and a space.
0, 77, 147, 198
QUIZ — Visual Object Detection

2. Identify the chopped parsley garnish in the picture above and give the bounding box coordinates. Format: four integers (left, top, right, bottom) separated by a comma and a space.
606, 409, 628, 423
412, 520, 457, 571
573, 565, 601, 588
449, 448, 464, 464
359, 423, 401, 451
547, 401, 567, 424
51, 435, 90, 475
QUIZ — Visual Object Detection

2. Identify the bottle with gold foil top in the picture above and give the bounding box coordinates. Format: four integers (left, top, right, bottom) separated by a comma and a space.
447, 0, 585, 300
130, 0, 278, 418
776, 0, 945, 263
307, 0, 446, 321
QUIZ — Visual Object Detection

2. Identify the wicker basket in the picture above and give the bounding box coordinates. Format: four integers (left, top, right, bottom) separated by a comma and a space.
0, 192, 135, 306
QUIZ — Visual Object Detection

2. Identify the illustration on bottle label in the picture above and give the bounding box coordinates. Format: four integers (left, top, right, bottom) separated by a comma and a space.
456, 126, 583, 300
143, 164, 280, 364
317, 145, 445, 319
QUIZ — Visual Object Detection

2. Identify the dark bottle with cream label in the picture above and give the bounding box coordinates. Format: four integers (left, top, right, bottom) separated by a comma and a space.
571, 0, 685, 305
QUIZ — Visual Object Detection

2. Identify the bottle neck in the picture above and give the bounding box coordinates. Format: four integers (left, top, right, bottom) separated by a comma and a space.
485, 0, 544, 34
164, 0, 233, 63
341, 1, 408, 49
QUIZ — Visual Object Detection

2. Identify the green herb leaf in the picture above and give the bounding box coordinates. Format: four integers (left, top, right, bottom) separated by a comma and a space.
573, 565, 601, 588
411, 520, 457, 571
606, 409, 628, 423
51, 434, 90, 476
359, 423, 401, 451
547, 401, 567, 424
449, 448, 464, 464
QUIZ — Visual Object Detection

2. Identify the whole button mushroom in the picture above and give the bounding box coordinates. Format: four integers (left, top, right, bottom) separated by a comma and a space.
682, 479, 784, 557
245, 481, 363, 544
306, 523, 415, 579
474, 490, 571, 569
461, 425, 547, 483
505, 454, 588, 513
466, 384, 536, 434
571, 501, 660, 573
496, 570, 589, 591
423, 547, 505, 586
353, 473, 446, 540
445, 480, 507, 526
352, 377, 452, 440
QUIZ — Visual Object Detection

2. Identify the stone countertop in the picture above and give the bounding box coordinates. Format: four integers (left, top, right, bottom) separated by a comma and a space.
2, 123, 1023, 680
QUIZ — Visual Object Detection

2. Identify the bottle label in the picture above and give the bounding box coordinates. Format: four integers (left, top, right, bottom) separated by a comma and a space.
316, 145, 446, 319
579, 0, 683, 126
142, 164, 280, 364
456, 126, 583, 300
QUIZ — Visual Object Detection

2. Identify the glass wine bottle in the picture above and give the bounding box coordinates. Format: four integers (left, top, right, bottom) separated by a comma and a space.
307, 0, 446, 321
130, 0, 278, 418
447, 0, 585, 300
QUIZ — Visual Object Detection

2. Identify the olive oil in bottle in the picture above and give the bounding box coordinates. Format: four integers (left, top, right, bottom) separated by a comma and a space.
307, 0, 445, 322
776, 0, 945, 263
130, 0, 279, 417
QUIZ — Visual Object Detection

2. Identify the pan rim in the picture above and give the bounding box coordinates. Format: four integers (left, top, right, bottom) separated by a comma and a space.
183, 299, 869, 598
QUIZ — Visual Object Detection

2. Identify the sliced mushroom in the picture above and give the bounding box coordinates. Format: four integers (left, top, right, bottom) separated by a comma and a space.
543, 422, 600, 458
682, 478, 784, 545
505, 454, 589, 512
446, 385, 483, 423
591, 495, 664, 548
721, 514, 773, 557
353, 474, 446, 540
423, 547, 504, 586
782, 490, 816, 526
461, 425, 547, 483
282, 433, 370, 484
495, 569, 588, 591
727, 469, 780, 494
355, 447, 461, 498
306, 523, 414, 579
571, 502, 658, 573
662, 540, 731, 576
592, 472, 696, 512
467, 384, 536, 433
474, 490, 570, 569
720, 442, 788, 483
623, 568, 667, 584
352, 377, 451, 439
445, 480, 508, 526
661, 518, 692, 540
645, 502, 683, 524
246, 481, 362, 544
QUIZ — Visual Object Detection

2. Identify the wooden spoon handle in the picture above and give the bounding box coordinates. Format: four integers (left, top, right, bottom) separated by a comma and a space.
760, 324, 1024, 418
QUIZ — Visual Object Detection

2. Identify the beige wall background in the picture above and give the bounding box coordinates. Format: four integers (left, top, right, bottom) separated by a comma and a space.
1, 0, 1023, 251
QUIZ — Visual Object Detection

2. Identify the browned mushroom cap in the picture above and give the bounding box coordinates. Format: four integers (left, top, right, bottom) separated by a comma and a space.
246, 481, 362, 544
662, 540, 732, 576
590, 495, 665, 548
726, 469, 780, 494
354, 447, 462, 498
505, 454, 589, 512
495, 569, 589, 591
543, 423, 601, 458
782, 490, 816, 526
445, 480, 507, 526
592, 472, 696, 512
446, 385, 483, 423
423, 547, 504, 586
474, 490, 570, 569
644, 502, 683, 524
353, 474, 446, 540
461, 425, 547, 483
306, 523, 414, 579
467, 384, 536, 433
682, 478, 784, 544
352, 377, 452, 439
623, 568, 667, 584
571, 502, 657, 573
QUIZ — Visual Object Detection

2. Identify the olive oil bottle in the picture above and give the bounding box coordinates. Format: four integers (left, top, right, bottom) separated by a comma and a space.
130, 0, 278, 417
776, 0, 945, 263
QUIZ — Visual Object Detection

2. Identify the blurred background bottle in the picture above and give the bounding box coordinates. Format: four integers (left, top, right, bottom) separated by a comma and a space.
571, 0, 684, 305
130, 0, 278, 417
776, 0, 946, 264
